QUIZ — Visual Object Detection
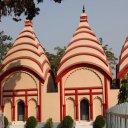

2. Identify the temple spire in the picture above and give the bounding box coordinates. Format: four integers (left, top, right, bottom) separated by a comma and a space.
82, 5, 85, 13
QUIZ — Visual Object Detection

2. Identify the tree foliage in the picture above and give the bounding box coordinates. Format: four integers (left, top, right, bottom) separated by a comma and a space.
45, 118, 53, 128
99, 38, 118, 70
62, 115, 74, 128
46, 46, 66, 76
0, 31, 12, 65
118, 74, 128, 104
0, 0, 63, 21
93, 115, 105, 128
26, 116, 37, 128
4, 116, 8, 128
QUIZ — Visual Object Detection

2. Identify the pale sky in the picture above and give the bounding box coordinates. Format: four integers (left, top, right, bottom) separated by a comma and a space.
0, 0, 128, 59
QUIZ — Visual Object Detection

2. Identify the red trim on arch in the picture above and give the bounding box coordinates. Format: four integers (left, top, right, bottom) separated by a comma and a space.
76, 26, 91, 31
0, 66, 44, 82
117, 64, 128, 79
58, 53, 108, 70
0, 56, 43, 72
57, 63, 112, 82
63, 45, 104, 57
42, 60, 50, 67
121, 45, 128, 53
73, 31, 96, 37
68, 38, 100, 47
119, 53, 128, 65
4, 49, 45, 59
11, 42, 38, 49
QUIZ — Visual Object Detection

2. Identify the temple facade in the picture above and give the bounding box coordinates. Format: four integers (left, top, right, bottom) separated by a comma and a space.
0, 8, 125, 125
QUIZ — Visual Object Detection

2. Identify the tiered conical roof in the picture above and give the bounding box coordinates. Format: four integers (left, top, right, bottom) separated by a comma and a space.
0, 20, 51, 81
118, 37, 128, 79
57, 8, 112, 80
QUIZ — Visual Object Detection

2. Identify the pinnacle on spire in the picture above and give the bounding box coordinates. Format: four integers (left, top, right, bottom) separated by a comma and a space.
82, 5, 85, 13
25, 20, 32, 27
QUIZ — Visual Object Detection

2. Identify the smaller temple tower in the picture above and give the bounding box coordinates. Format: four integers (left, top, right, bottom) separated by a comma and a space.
57, 7, 112, 122
118, 37, 128, 80
0, 20, 59, 124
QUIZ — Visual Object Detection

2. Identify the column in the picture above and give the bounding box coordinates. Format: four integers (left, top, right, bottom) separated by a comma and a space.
90, 89, 93, 120
25, 90, 28, 120
12, 91, 15, 121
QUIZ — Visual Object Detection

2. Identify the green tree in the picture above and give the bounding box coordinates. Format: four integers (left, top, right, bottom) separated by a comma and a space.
26, 116, 37, 128
46, 46, 66, 76
0, 31, 12, 65
118, 74, 128, 104
4, 116, 9, 128
93, 115, 105, 128
45, 118, 53, 128
0, 0, 63, 21
62, 115, 74, 128
99, 38, 118, 71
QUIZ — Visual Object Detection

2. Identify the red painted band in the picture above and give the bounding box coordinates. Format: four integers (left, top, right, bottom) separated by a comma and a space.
76, 26, 91, 31
4, 88, 37, 92
20, 30, 34, 35
119, 53, 128, 65
57, 63, 112, 82
4, 49, 45, 60
117, 64, 128, 79
0, 66, 44, 82
0, 56, 43, 72
65, 86, 103, 90
73, 31, 96, 37
16, 35, 35, 41
65, 92, 103, 96
80, 16, 87, 19
58, 52, 108, 71
68, 38, 100, 47
63, 45, 104, 58
10, 42, 38, 51
80, 20, 87, 22
3, 94, 37, 97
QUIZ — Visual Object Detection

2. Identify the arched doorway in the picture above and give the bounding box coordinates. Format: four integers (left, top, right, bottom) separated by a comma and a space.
80, 99, 89, 120
17, 101, 25, 121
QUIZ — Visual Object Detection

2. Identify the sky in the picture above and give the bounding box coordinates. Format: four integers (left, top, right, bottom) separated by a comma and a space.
0, 0, 128, 59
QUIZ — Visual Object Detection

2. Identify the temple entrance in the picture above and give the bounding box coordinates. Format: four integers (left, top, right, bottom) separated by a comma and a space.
17, 101, 25, 121
80, 99, 89, 120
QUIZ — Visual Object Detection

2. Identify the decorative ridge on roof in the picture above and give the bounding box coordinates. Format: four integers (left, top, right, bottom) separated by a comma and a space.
57, 7, 112, 79
1, 20, 51, 81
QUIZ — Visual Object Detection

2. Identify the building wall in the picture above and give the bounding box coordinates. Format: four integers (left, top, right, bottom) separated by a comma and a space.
1, 71, 39, 122
60, 67, 105, 121
42, 92, 60, 122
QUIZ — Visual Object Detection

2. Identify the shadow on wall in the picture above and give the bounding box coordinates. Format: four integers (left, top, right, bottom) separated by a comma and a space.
47, 72, 58, 93
3, 60, 22, 90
